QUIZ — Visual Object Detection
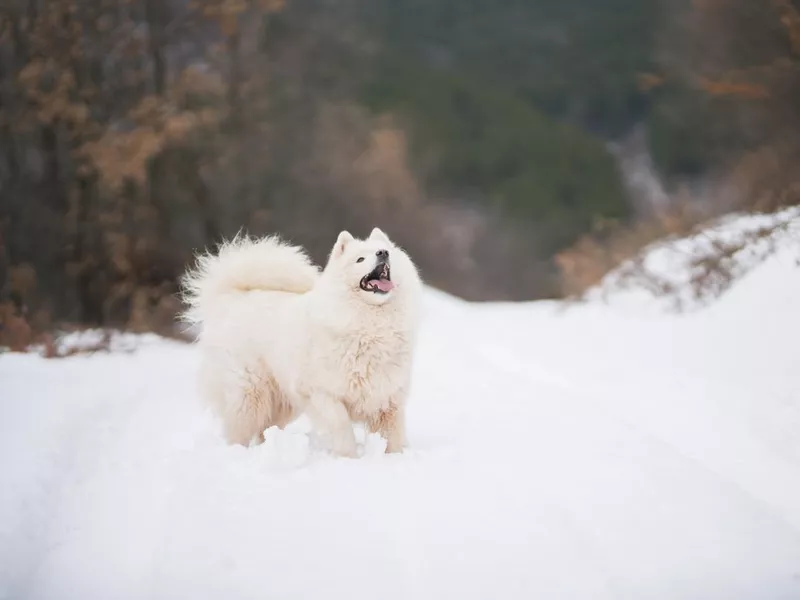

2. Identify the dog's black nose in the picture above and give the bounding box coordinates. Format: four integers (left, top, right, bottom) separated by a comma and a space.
376, 249, 389, 260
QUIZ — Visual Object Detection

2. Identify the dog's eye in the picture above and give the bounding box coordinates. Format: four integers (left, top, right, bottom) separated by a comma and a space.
356, 257, 365, 263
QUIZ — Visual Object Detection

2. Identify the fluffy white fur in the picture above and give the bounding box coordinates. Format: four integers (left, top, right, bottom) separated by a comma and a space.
181, 228, 422, 457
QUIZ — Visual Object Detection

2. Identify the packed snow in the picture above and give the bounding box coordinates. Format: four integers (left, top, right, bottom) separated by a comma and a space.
2, 227, 800, 599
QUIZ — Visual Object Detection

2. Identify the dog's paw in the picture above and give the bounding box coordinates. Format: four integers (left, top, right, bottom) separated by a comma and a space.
384, 444, 405, 455
333, 445, 357, 459
330, 430, 358, 458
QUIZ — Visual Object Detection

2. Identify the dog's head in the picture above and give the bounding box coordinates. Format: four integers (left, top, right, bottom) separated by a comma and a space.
324, 227, 419, 306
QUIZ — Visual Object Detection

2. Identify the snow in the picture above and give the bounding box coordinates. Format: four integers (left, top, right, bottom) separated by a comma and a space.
591, 206, 800, 312
2, 234, 800, 599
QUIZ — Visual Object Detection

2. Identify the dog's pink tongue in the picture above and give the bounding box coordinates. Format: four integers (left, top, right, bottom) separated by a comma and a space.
375, 279, 395, 292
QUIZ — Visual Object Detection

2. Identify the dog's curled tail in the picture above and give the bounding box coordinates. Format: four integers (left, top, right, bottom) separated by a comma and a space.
180, 234, 319, 324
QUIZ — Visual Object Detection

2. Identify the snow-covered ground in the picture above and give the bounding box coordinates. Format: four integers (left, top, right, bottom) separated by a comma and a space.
2, 235, 800, 599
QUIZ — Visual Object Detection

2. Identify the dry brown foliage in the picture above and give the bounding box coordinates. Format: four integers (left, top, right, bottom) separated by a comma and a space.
0, 0, 285, 335
727, 146, 800, 213
606, 211, 798, 311
558, 204, 799, 309
556, 202, 701, 297
0, 301, 34, 351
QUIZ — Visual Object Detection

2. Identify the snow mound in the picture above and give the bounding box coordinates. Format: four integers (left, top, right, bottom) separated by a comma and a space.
589, 207, 800, 312
20, 328, 174, 358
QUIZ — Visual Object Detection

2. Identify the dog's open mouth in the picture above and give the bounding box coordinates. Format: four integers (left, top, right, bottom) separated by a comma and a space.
360, 262, 394, 294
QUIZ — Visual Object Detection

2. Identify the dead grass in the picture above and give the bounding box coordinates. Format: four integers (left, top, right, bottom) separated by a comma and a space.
557, 205, 800, 311
556, 202, 702, 297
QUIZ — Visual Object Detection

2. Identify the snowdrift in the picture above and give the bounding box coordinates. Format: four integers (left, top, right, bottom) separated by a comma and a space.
590, 206, 800, 312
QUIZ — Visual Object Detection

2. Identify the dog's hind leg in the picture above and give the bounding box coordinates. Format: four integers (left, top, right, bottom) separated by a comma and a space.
222, 388, 271, 446
305, 394, 357, 458
219, 362, 282, 446
272, 400, 299, 430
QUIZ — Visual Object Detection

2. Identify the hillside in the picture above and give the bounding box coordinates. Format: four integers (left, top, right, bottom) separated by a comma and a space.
3, 0, 797, 333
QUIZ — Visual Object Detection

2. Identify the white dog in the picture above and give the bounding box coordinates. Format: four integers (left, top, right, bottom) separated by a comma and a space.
181, 228, 422, 457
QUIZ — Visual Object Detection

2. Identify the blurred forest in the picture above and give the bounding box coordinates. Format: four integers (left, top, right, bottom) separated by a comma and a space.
1, 0, 799, 339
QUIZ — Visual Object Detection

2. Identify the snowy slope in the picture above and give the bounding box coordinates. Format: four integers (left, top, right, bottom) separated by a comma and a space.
2, 247, 800, 600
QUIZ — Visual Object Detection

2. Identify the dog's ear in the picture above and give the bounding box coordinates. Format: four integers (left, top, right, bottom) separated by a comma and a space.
369, 227, 390, 244
331, 230, 354, 259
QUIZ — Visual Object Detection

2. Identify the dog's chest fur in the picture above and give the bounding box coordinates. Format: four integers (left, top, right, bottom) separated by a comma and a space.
310, 324, 412, 415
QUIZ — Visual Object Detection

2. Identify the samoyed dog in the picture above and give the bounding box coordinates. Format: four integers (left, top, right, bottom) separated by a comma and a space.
181, 228, 422, 457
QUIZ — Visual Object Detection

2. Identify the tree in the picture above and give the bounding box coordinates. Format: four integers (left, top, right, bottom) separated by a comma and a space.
0, 0, 282, 336
650, 0, 800, 210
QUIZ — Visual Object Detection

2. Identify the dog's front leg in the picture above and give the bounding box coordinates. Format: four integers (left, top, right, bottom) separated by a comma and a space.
368, 401, 407, 454
306, 395, 357, 458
